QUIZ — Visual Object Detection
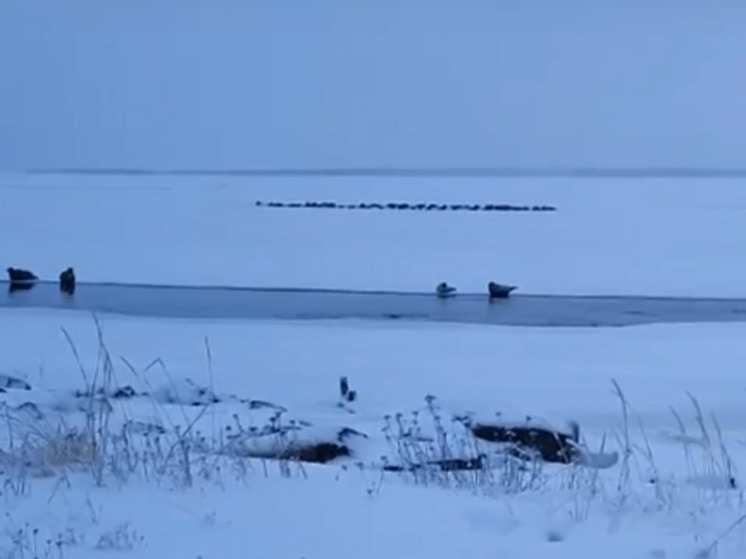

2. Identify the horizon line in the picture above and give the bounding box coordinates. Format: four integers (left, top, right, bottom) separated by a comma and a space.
24, 166, 746, 179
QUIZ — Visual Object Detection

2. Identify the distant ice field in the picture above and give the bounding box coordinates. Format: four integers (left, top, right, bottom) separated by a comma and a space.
3, 172, 745, 297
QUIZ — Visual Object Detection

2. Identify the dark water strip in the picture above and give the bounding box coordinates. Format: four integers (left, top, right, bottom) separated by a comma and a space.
3, 281, 746, 327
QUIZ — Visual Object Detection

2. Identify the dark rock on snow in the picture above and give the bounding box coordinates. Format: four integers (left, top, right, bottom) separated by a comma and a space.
282, 442, 350, 463
383, 455, 488, 473
470, 422, 580, 465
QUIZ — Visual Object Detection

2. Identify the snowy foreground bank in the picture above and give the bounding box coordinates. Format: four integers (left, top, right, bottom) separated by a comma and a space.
4, 173, 746, 297
1, 309, 746, 557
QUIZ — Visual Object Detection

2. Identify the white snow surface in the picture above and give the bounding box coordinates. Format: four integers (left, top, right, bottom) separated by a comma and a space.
3, 172, 746, 557
3, 173, 746, 296
1, 308, 746, 557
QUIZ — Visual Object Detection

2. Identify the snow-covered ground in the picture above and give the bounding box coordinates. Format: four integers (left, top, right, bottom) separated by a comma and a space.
3, 172, 746, 557
1, 309, 746, 558
3, 172, 746, 297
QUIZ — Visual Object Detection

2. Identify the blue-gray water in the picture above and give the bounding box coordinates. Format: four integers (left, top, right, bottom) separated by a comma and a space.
4, 281, 746, 327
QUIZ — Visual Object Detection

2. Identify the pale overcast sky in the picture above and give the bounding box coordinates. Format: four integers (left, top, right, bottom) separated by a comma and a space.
1, 0, 745, 170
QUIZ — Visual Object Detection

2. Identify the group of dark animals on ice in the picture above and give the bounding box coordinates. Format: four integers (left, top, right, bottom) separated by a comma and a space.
436, 280, 517, 299
6, 267, 517, 302
6, 266, 76, 295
